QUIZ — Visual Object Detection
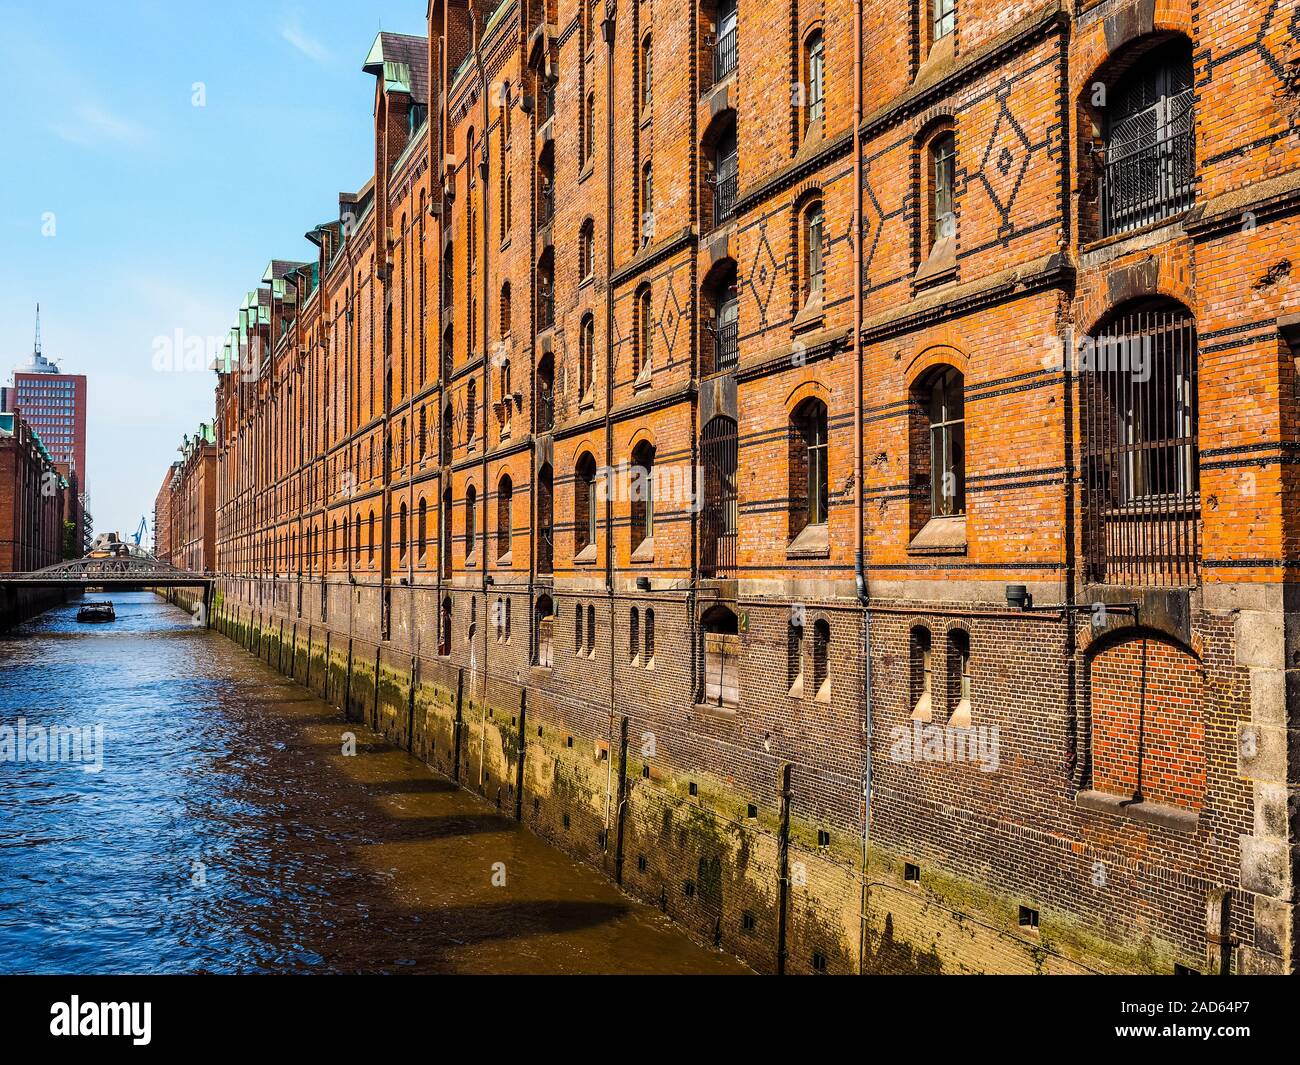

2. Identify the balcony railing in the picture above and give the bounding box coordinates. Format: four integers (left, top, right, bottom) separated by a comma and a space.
711, 318, 738, 373
714, 24, 737, 84
1101, 89, 1194, 236
713, 167, 737, 225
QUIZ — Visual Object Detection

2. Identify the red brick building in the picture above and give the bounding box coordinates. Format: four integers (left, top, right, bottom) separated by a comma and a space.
153, 465, 178, 564
153, 427, 216, 573
7, 310, 89, 492
200, 0, 1300, 975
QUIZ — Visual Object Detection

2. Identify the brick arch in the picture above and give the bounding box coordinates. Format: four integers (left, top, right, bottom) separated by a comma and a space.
784, 378, 831, 416
1077, 284, 1196, 340
1087, 629, 1205, 811
627, 426, 657, 453
903, 343, 969, 389
1070, 21, 1195, 106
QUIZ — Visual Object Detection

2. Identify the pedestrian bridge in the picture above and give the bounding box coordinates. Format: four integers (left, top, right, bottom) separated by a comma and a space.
0, 556, 213, 589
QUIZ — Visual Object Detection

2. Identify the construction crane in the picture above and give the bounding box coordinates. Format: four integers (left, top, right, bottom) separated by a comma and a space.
131, 516, 149, 548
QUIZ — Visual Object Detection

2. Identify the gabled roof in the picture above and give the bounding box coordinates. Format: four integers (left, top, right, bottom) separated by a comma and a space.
363, 31, 430, 104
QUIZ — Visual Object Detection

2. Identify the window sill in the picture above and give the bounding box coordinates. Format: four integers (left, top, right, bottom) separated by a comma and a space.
694, 701, 738, 720
633, 368, 653, 392
910, 692, 933, 722
907, 515, 966, 556
579, 161, 594, 185
788, 522, 829, 559
574, 543, 598, 565
631, 537, 655, 563
497, 551, 513, 567
1076, 790, 1199, 833
913, 238, 958, 290
640, 109, 652, 131
792, 295, 824, 335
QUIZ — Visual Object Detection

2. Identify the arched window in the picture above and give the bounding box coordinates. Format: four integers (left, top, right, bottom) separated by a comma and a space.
537, 463, 554, 574
702, 605, 739, 709
923, 367, 965, 518
418, 406, 427, 458
500, 282, 512, 337
497, 474, 513, 560
911, 626, 933, 721
440, 486, 453, 578
630, 440, 655, 551
927, 130, 957, 253
503, 174, 513, 236
635, 285, 653, 381
801, 199, 824, 303
641, 34, 653, 111
812, 618, 830, 701
1083, 300, 1199, 585
712, 114, 738, 227
575, 451, 598, 555
576, 599, 584, 651
535, 595, 555, 668
788, 614, 805, 695
948, 628, 971, 727
701, 416, 738, 578
586, 604, 595, 655
585, 92, 596, 162
639, 161, 653, 246
466, 379, 477, 442
790, 398, 829, 538
579, 313, 596, 397
579, 219, 595, 281
399, 501, 408, 559
804, 30, 825, 135
465, 484, 478, 559
418, 498, 428, 561
504, 597, 512, 641
630, 607, 641, 661
644, 608, 655, 666
439, 596, 453, 656
355, 513, 362, 563
367, 510, 374, 561
1101, 39, 1194, 235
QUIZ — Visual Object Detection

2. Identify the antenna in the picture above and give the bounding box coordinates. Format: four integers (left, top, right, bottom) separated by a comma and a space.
34, 303, 41, 358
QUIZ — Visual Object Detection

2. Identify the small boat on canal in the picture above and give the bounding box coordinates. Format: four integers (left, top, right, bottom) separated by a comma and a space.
76, 602, 116, 623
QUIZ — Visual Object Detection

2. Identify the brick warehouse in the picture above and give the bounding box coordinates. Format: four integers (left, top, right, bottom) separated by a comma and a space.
187, 0, 1300, 974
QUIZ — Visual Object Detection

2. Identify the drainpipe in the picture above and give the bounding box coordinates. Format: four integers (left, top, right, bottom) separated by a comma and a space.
601, 2, 618, 843
851, 0, 873, 974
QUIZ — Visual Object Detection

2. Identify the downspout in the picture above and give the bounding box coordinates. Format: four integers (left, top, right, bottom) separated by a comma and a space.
601, 1, 618, 843
852, 0, 873, 974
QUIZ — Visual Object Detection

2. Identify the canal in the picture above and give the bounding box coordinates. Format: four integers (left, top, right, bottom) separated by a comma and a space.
0, 592, 747, 974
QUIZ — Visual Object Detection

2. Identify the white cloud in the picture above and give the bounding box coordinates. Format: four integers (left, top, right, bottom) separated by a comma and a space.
51, 102, 149, 146
280, 12, 332, 65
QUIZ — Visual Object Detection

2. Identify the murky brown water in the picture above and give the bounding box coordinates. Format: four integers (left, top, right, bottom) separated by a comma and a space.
0, 592, 748, 974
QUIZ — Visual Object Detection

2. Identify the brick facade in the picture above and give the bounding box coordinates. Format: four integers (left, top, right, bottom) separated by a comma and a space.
194, 0, 1300, 974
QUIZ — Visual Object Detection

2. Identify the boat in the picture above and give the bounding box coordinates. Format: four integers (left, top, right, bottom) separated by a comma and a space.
76, 602, 116, 623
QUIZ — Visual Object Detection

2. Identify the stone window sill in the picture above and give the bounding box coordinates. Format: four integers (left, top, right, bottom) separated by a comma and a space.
1076, 789, 1199, 833
694, 701, 737, 720
579, 161, 594, 185
574, 543, 598, 565
907, 514, 966, 556
631, 537, 655, 563
913, 238, 957, 291
788, 521, 829, 559
792, 294, 824, 335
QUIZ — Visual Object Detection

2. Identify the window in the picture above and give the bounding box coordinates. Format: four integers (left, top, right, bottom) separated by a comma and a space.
635, 286, 653, 380
932, 0, 955, 43
538, 464, 554, 575
587, 604, 596, 655
630, 607, 640, 661
925, 367, 965, 518
497, 474, 513, 560
1082, 301, 1199, 585
466, 379, 477, 442
802, 200, 825, 302
585, 92, 596, 163
911, 627, 933, 721
579, 314, 596, 397
579, 219, 595, 281
701, 416, 738, 578
576, 600, 584, 650
712, 117, 738, 226
575, 452, 598, 554
812, 619, 830, 701
790, 398, 829, 536
418, 498, 428, 561
804, 31, 825, 134
788, 616, 805, 696
949, 629, 971, 726
641, 35, 653, 111
465, 485, 478, 559
702, 605, 739, 709
441, 487, 452, 578
356, 513, 364, 563
500, 282, 512, 337
1101, 40, 1194, 236
705, 263, 739, 374
503, 83, 512, 144
504, 175, 512, 235
439, 596, 453, 656
630, 441, 655, 551
640, 162, 654, 246
535, 595, 554, 667
399, 501, 408, 559
929, 131, 957, 252
714, 0, 738, 84
644, 608, 655, 666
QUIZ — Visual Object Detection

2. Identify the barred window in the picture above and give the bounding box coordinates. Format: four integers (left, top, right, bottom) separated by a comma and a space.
925, 367, 965, 518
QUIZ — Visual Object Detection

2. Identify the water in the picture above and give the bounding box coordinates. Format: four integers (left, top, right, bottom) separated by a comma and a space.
0, 593, 746, 974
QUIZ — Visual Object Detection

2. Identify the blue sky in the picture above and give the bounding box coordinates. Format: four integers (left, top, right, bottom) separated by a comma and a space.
0, 1, 423, 538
